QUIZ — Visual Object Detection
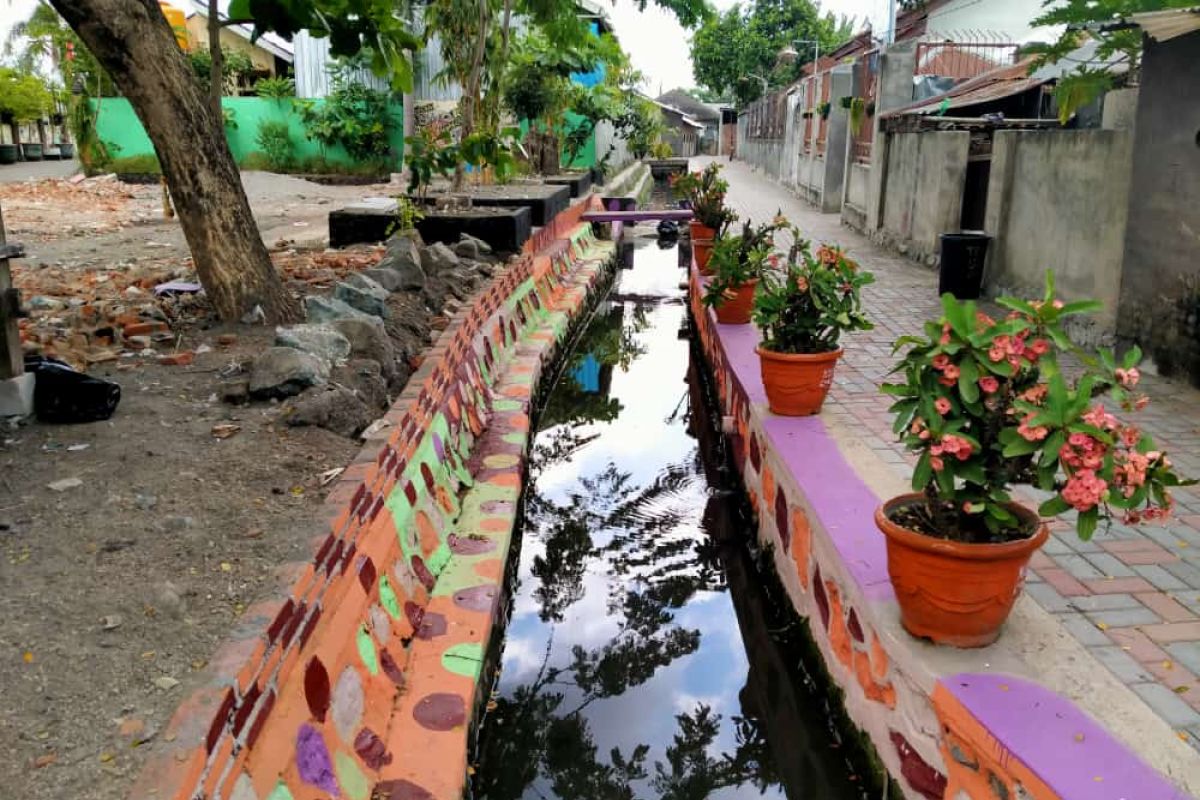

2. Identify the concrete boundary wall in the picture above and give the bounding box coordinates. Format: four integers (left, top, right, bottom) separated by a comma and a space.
984, 129, 1132, 347
131, 196, 616, 800
688, 262, 1199, 800
875, 130, 969, 264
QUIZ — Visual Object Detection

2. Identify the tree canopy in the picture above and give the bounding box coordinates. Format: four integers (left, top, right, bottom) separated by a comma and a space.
0, 67, 54, 122
690, 0, 853, 106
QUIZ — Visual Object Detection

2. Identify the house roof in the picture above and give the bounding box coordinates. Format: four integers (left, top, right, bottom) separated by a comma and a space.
1128, 7, 1200, 41
885, 56, 1046, 116
175, 0, 295, 62
655, 90, 721, 122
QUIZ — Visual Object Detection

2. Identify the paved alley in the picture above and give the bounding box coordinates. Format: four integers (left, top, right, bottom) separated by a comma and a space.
705, 155, 1200, 750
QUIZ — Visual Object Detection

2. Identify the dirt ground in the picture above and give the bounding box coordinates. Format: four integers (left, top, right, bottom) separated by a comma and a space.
0, 170, 416, 799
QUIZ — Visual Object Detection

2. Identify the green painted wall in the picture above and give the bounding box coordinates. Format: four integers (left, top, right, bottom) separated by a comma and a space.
93, 97, 405, 167
517, 112, 597, 169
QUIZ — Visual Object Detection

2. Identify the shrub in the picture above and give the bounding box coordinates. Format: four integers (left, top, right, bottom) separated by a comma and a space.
255, 119, 293, 171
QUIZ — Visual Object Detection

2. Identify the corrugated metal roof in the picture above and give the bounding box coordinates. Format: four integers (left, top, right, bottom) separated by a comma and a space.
1129, 7, 1200, 41
885, 57, 1046, 116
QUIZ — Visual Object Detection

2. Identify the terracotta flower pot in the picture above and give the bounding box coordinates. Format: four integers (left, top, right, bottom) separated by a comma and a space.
689, 221, 715, 240
755, 346, 842, 416
694, 237, 715, 274
713, 279, 758, 324
876, 494, 1048, 648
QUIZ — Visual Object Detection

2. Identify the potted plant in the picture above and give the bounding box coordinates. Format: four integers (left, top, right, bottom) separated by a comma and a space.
839, 96, 854, 110
702, 216, 785, 325
670, 162, 737, 272
878, 274, 1193, 647
754, 239, 874, 415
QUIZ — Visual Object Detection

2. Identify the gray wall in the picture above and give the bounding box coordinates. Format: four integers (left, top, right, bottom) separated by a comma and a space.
984, 129, 1133, 346
1117, 31, 1200, 384
875, 130, 969, 262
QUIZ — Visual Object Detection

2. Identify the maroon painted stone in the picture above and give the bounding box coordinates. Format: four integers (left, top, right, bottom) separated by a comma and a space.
305, 657, 331, 722
449, 533, 497, 555
412, 555, 435, 590
774, 490, 790, 553
453, 584, 498, 612
404, 481, 418, 506
206, 688, 235, 754
420, 462, 437, 494
889, 730, 948, 800
357, 556, 377, 593
416, 611, 448, 640
354, 727, 393, 769
413, 692, 467, 731
404, 600, 425, 633
749, 432, 761, 472
372, 780, 435, 800
847, 608, 865, 643
813, 566, 829, 629
380, 648, 406, 687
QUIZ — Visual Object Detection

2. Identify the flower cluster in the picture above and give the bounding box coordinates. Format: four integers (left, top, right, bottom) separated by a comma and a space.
883, 273, 1193, 543
670, 163, 737, 231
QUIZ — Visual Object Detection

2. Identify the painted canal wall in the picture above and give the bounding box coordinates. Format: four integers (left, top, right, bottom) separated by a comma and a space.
130, 196, 615, 800
687, 264, 1197, 800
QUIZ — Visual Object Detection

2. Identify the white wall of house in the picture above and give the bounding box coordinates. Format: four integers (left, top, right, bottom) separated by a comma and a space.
924, 0, 1059, 44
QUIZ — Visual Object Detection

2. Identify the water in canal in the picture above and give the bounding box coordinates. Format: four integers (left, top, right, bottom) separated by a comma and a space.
470, 229, 878, 800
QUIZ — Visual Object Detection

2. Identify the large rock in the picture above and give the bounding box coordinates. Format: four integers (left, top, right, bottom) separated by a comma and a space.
377, 236, 426, 290
274, 324, 351, 364
334, 278, 390, 319
362, 268, 404, 293
249, 347, 330, 399
452, 238, 480, 261
305, 295, 377, 325
329, 317, 399, 386
285, 386, 373, 438
460, 232, 493, 254
420, 242, 460, 275
332, 359, 389, 410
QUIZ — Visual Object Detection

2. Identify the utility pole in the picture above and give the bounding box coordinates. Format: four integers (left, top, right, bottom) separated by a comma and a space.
887, 0, 898, 43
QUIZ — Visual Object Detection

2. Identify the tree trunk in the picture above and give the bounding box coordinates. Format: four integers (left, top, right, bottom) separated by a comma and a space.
207, 0, 224, 125
50, 0, 294, 322
452, 0, 490, 191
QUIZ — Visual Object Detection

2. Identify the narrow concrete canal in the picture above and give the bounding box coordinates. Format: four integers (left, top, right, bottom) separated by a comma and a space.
470, 228, 881, 799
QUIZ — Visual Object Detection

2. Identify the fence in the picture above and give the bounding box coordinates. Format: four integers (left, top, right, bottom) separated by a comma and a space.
913, 41, 1019, 82
852, 49, 880, 164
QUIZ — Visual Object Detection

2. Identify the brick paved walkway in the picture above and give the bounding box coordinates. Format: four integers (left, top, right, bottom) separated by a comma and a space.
704, 156, 1200, 749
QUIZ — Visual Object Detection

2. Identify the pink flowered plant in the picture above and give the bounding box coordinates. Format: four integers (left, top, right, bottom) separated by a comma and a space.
883, 273, 1194, 543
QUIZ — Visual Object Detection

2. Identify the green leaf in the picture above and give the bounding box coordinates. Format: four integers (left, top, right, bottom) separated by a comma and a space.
1041, 430, 1065, 467
1003, 437, 1040, 458
958, 358, 980, 403
995, 296, 1037, 316
1077, 507, 1099, 541
912, 451, 932, 491
1039, 495, 1072, 517
941, 294, 971, 338
1058, 300, 1104, 317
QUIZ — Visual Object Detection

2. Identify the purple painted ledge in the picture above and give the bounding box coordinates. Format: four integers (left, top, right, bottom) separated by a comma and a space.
944, 673, 1193, 800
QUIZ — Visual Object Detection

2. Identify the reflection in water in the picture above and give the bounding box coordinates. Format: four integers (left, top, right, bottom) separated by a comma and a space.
471, 234, 874, 800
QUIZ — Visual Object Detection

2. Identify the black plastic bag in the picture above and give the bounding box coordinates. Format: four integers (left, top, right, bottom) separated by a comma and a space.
23, 355, 121, 423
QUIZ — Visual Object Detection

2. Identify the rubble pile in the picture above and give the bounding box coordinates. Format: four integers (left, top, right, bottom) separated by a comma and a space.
0, 175, 157, 238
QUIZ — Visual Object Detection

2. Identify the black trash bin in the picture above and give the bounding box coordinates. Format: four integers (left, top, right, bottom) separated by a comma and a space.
938, 232, 991, 300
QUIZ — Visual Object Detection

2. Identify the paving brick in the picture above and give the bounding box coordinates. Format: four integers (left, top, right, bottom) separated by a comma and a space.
1037, 568, 1091, 597
1130, 682, 1200, 727
1085, 607, 1164, 628
1119, 547, 1182, 566
1084, 577, 1156, 594
1024, 582, 1073, 613
1059, 613, 1115, 646
1107, 627, 1170, 663
1066, 593, 1141, 612
1164, 561, 1200, 587
1166, 642, 1200, 676
1144, 621, 1200, 644
1042, 535, 1073, 555
1133, 564, 1189, 592
1057, 554, 1107, 580
1137, 592, 1196, 623
1089, 645, 1156, 684
1082, 552, 1137, 577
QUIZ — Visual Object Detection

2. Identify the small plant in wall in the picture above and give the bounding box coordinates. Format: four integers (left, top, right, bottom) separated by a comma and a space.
388, 196, 426, 237
753, 238, 874, 415
817, 101, 831, 119
839, 95, 854, 110
670, 162, 737, 271
878, 273, 1194, 647
701, 215, 787, 325
848, 97, 867, 135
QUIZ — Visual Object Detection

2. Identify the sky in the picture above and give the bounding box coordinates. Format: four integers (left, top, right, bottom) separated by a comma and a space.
606, 0, 892, 94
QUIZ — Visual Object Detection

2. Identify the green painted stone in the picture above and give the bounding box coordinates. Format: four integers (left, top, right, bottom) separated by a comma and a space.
334, 752, 370, 800
442, 642, 484, 679
356, 625, 379, 676
379, 575, 401, 620
266, 783, 294, 800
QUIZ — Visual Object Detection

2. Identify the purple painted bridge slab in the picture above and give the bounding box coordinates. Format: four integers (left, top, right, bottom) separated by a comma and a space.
582, 209, 694, 223
943, 673, 1194, 799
